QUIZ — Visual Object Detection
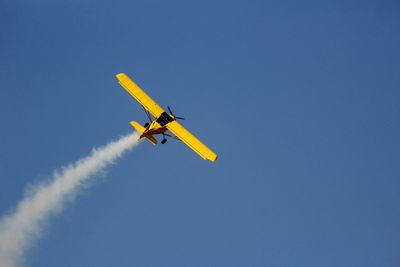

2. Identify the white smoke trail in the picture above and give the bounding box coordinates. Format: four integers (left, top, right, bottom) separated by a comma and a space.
0, 132, 141, 267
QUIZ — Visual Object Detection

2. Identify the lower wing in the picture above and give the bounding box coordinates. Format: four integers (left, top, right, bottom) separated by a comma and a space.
167, 121, 217, 162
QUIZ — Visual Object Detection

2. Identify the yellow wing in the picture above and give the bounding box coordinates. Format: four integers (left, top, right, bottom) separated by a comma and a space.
116, 73, 164, 118
167, 121, 218, 162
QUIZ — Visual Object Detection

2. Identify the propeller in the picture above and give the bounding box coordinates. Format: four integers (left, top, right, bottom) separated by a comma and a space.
167, 106, 185, 120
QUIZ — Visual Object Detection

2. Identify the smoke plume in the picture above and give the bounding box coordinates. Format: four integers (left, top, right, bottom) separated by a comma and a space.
0, 132, 140, 267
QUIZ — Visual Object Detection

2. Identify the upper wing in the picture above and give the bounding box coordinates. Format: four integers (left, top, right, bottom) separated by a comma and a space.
167, 121, 218, 162
116, 73, 164, 118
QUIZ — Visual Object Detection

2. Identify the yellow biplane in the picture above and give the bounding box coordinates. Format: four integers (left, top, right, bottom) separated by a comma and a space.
116, 73, 217, 162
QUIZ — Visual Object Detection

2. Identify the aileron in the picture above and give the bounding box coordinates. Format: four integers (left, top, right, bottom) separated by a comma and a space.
167, 121, 217, 162
116, 73, 164, 118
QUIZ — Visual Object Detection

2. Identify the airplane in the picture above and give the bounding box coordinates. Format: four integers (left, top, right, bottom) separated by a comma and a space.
116, 73, 218, 162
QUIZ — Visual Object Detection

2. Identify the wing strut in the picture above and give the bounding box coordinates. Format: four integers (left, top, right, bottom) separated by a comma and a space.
142, 106, 153, 122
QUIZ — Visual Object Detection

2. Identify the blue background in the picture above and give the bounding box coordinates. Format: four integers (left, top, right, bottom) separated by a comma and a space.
1, 0, 400, 266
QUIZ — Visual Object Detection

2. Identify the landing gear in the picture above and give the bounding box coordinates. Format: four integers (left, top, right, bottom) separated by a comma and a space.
143, 122, 149, 128
161, 133, 168, 144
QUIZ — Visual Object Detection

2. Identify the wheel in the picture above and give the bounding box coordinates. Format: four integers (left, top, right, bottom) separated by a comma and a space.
161, 139, 167, 144
144, 122, 149, 128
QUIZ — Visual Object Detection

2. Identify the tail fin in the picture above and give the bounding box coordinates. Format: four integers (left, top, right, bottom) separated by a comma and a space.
130, 121, 145, 133
130, 121, 157, 145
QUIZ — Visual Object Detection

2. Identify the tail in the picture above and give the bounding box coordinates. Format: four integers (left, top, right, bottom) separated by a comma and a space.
130, 121, 158, 145
130, 121, 145, 133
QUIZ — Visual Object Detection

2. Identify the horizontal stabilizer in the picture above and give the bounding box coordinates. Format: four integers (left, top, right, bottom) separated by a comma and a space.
145, 135, 158, 145
130, 121, 145, 133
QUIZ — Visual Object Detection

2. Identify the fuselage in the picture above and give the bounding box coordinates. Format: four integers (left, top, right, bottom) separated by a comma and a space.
140, 111, 175, 138
141, 120, 167, 138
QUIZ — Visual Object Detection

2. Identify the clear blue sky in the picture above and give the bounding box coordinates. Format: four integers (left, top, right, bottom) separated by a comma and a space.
1, 0, 400, 266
